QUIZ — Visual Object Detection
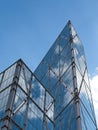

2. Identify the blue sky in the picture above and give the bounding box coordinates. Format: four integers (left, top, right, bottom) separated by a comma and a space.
0, 0, 98, 126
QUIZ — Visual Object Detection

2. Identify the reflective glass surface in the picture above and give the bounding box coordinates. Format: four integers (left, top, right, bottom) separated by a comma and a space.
70, 24, 97, 129
0, 60, 54, 130
34, 21, 97, 130
0, 63, 16, 128
0, 21, 97, 130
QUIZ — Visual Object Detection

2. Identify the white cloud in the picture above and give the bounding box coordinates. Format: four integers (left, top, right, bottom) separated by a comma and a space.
96, 67, 98, 71
55, 45, 63, 54
90, 74, 98, 125
73, 35, 80, 43
49, 58, 69, 78
71, 25, 76, 37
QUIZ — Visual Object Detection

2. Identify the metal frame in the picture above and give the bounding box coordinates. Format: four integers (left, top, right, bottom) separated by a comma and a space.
68, 20, 82, 130
1, 60, 22, 130
0, 21, 97, 130
0, 59, 54, 130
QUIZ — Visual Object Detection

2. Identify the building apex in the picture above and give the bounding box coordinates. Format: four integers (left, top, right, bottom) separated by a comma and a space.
67, 20, 71, 25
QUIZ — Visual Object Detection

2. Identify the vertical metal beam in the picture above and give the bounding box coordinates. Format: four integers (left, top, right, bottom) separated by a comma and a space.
0, 71, 5, 88
23, 75, 32, 130
1, 60, 22, 130
68, 21, 82, 130
58, 38, 61, 79
42, 90, 46, 130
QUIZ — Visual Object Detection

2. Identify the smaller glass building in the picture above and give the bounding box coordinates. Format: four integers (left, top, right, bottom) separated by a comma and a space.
0, 59, 54, 130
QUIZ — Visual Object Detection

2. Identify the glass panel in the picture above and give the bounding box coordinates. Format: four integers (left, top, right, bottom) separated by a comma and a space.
80, 101, 96, 130
41, 69, 58, 93
12, 104, 26, 129
26, 99, 43, 130
12, 87, 27, 129
74, 47, 86, 75
84, 70, 91, 90
76, 66, 82, 90
60, 42, 71, 75
55, 101, 76, 130
11, 121, 20, 130
44, 117, 54, 130
46, 92, 54, 120
0, 87, 11, 110
54, 81, 73, 117
0, 87, 11, 122
0, 64, 16, 91
18, 64, 32, 93
0, 77, 13, 91
3, 64, 16, 82
30, 76, 45, 110
13, 86, 26, 110
79, 81, 95, 123
61, 66, 73, 92
53, 67, 74, 118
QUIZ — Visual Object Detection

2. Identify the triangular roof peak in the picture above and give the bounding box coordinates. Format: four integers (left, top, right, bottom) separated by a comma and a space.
68, 20, 71, 24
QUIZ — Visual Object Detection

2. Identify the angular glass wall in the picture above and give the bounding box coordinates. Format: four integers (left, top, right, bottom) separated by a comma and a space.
0, 59, 54, 130
0, 62, 16, 128
34, 21, 97, 130
0, 20, 97, 130
70, 23, 97, 130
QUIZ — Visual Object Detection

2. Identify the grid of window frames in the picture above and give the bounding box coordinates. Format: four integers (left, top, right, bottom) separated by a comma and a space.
34, 21, 97, 130
0, 21, 97, 130
0, 60, 54, 130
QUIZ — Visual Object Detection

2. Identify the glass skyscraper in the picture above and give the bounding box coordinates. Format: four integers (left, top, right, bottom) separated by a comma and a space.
0, 21, 97, 130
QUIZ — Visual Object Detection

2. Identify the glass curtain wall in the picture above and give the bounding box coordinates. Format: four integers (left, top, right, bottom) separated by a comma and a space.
0, 59, 54, 130
0, 20, 97, 130
34, 21, 97, 130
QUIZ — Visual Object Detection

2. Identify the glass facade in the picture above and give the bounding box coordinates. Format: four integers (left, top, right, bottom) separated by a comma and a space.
0, 20, 97, 130
0, 60, 54, 130
34, 21, 97, 130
